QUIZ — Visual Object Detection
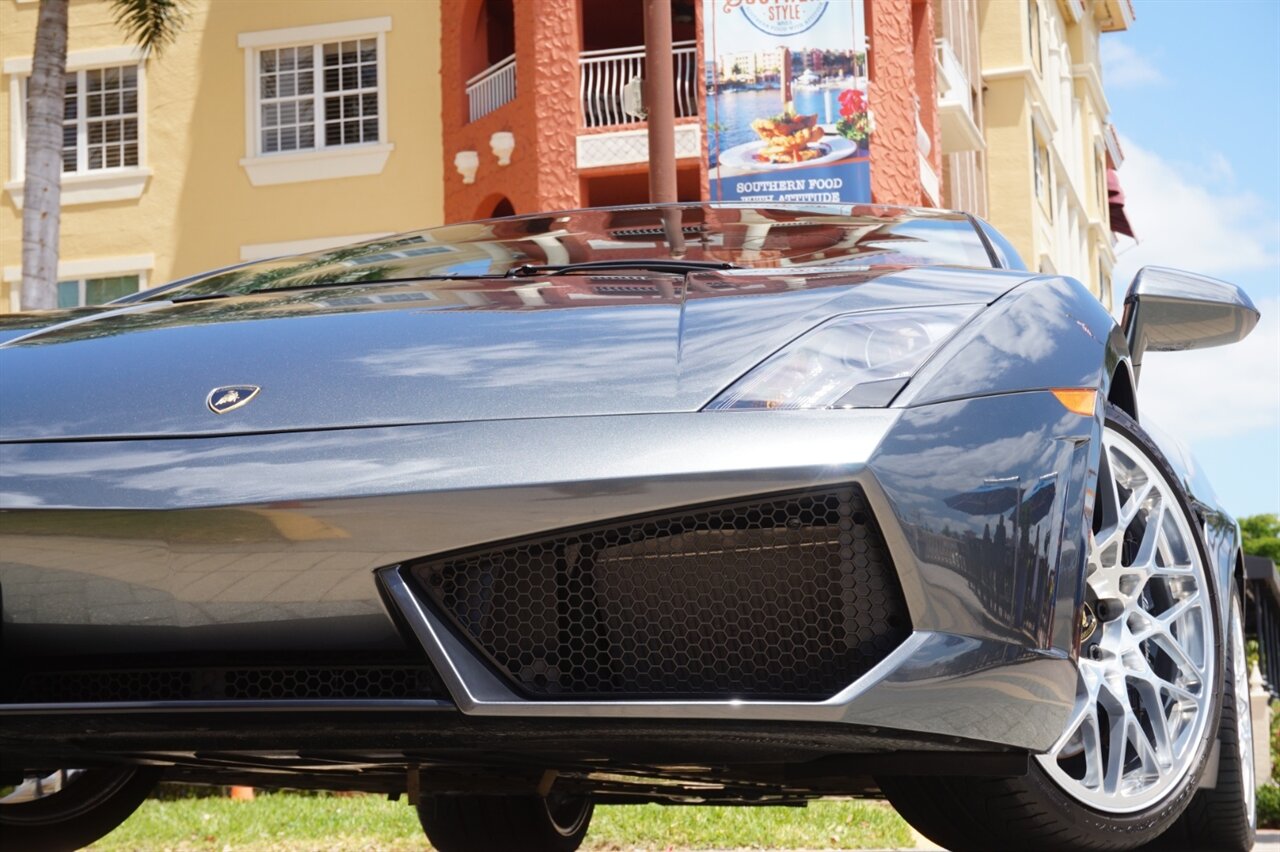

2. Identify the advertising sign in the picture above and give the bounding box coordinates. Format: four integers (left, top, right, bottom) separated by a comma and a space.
703, 0, 871, 204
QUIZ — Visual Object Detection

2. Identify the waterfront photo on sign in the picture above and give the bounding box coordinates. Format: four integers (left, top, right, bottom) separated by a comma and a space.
703, 0, 871, 203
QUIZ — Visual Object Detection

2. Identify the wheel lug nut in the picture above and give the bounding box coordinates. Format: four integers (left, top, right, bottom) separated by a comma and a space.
1088, 645, 1104, 661
1094, 599, 1123, 622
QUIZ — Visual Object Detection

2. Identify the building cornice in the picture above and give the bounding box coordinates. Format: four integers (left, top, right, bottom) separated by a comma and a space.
1071, 63, 1110, 116
982, 65, 1058, 135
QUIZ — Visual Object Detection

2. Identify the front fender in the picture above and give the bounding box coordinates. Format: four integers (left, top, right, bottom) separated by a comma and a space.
896, 276, 1129, 409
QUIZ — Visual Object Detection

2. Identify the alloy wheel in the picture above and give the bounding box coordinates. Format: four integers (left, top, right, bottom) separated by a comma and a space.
1035, 425, 1216, 813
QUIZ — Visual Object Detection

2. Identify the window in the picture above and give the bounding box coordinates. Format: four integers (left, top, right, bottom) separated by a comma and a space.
4, 47, 150, 207
257, 39, 379, 155
1033, 136, 1052, 217
57, 274, 139, 308
1028, 0, 1043, 75
69, 65, 139, 171
238, 18, 393, 186
25, 64, 140, 172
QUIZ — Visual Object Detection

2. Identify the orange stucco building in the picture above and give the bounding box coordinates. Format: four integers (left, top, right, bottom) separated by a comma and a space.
441, 0, 944, 222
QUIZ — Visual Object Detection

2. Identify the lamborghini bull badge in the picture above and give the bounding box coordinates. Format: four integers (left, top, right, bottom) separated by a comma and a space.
207, 385, 260, 414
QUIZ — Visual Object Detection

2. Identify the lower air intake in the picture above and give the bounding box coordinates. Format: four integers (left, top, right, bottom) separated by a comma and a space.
410, 484, 910, 700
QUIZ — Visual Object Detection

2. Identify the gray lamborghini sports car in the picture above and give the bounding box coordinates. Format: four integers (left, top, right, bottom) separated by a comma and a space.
0, 204, 1261, 851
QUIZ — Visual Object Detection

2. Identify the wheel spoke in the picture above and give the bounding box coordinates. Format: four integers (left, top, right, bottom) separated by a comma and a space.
1117, 479, 1155, 531
1102, 699, 1128, 795
1036, 422, 1216, 814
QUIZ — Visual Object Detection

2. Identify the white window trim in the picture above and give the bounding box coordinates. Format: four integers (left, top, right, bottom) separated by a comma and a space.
3, 254, 153, 310
4, 46, 151, 208
238, 17, 393, 187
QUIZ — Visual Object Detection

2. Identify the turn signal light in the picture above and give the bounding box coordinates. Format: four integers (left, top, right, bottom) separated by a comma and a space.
1051, 388, 1097, 417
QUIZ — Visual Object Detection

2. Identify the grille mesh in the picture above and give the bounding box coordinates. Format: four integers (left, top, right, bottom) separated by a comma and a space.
412, 485, 909, 699
4, 663, 447, 703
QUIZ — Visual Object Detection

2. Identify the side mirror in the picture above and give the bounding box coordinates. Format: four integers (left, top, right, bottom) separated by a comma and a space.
1122, 266, 1260, 381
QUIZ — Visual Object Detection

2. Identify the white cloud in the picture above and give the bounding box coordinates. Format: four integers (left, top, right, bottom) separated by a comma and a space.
1101, 40, 1166, 89
1105, 137, 1280, 444
1137, 301, 1280, 441
1110, 136, 1280, 291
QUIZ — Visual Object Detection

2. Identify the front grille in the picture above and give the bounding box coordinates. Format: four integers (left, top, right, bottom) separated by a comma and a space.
411, 485, 910, 700
3, 661, 447, 703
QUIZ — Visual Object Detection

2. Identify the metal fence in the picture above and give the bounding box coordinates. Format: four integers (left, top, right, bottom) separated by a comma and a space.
579, 41, 697, 129
1245, 554, 1280, 699
466, 54, 517, 123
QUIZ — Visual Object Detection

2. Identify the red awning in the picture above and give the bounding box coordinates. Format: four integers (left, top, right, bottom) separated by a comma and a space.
1107, 168, 1134, 239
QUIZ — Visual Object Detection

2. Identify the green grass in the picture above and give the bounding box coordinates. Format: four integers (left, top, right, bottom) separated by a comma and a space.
89, 792, 916, 850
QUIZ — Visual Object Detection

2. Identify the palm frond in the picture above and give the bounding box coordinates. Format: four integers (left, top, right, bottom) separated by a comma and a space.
109, 0, 189, 56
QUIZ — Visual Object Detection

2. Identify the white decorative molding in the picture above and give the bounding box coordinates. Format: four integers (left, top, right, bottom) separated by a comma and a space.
5, 167, 151, 208
237, 17, 391, 49
240, 233, 393, 261
983, 65, 1058, 135
1070, 64, 1110, 116
240, 143, 394, 187
3, 253, 155, 283
577, 124, 701, 169
4, 45, 145, 76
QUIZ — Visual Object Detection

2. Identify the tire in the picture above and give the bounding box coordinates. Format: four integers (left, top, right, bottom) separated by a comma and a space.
0, 766, 158, 851
1142, 591, 1256, 851
416, 792, 593, 852
879, 404, 1224, 851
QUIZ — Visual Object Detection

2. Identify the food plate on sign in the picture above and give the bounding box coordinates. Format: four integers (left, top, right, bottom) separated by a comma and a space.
718, 136, 857, 171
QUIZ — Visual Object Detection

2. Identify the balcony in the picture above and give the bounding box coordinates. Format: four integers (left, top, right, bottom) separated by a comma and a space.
1056, 0, 1086, 23
1095, 0, 1135, 32
935, 38, 984, 154
467, 54, 516, 123
579, 40, 697, 129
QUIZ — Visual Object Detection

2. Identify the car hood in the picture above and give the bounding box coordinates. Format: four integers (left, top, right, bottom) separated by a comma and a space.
0, 266, 1027, 441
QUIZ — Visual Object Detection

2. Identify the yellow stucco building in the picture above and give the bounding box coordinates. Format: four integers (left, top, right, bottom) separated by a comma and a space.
977, 0, 1131, 309
0, 0, 444, 311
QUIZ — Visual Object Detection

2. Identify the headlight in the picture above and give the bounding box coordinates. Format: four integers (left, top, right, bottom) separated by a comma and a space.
704, 305, 978, 410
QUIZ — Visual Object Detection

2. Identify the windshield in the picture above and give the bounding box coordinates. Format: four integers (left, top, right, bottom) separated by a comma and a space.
130, 204, 997, 302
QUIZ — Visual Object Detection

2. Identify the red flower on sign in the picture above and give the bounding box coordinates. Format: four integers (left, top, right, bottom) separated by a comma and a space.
838, 88, 866, 118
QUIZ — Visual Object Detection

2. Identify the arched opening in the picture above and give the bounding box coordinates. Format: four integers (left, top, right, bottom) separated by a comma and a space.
490, 196, 516, 218
476, 194, 516, 220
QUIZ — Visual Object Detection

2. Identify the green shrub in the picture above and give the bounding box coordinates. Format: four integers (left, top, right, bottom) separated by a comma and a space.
1259, 783, 1280, 829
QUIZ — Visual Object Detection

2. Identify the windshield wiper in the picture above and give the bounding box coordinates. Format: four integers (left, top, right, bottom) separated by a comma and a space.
169, 292, 231, 303
507, 260, 739, 277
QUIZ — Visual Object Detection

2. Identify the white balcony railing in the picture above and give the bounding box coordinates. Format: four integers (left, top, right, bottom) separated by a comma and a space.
466, 54, 516, 123
579, 40, 697, 128
935, 38, 984, 153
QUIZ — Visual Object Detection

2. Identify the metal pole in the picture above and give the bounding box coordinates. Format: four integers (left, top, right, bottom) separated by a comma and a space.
644, 0, 678, 205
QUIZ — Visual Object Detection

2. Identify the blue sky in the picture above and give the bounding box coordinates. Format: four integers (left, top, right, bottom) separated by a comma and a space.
1101, 0, 1280, 517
